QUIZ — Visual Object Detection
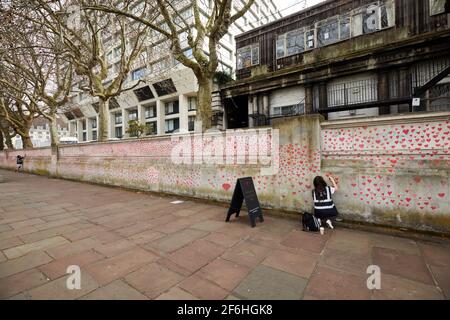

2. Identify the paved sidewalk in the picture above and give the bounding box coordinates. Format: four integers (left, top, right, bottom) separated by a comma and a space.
0, 169, 449, 300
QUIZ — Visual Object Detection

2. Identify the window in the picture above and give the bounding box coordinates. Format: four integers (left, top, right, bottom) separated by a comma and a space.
128, 109, 138, 121
237, 43, 259, 70
165, 101, 179, 115
92, 130, 97, 141
82, 132, 87, 141
131, 67, 147, 81
286, 29, 305, 56
153, 79, 177, 96
145, 121, 157, 135
274, 2, 395, 59
109, 97, 120, 110
430, 0, 447, 15
273, 104, 305, 117
188, 97, 197, 111
360, 2, 394, 34
165, 118, 179, 133
134, 86, 154, 101
188, 116, 195, 131
145, 105, 157, 118
305, 30, 315, 50
340, 14, 351, 39
251, 46, 259, 65
82, 120, 86, 130
91, 118, 97, 129
276, 36, 285, 59
115, 113, 122, 124
317, 18, 339, 47
115, 126, 123, 138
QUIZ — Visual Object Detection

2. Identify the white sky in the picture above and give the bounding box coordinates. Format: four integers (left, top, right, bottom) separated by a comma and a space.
272, 0, 325, 17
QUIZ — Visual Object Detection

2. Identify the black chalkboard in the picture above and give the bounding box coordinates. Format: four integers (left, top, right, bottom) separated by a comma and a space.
226, 177, 264, 228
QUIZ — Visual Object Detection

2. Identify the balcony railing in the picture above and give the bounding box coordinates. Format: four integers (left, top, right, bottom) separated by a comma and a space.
327, 79, 378, 107
249, 100, 307, 127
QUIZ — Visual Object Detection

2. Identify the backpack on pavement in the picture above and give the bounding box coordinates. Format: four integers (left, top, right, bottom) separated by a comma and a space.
302, 212, 321, 232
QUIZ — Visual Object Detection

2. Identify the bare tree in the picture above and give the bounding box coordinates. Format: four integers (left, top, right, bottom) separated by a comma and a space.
0, 79, 39, 149
0, 3, 75, 148
19, 0, 155, 142
0, 116, 15, 150
83, 0, 255, 131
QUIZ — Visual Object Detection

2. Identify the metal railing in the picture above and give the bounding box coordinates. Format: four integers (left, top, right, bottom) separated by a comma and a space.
327, 79, 378, 107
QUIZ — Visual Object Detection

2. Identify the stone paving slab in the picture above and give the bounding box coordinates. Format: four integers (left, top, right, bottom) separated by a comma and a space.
1, 169, 449, 300
4, 236, 70, 259
79, 280, 148, 300
233, 265, 308, 300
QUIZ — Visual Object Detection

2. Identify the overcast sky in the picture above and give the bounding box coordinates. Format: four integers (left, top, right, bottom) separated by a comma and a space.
272, 0, 325, 16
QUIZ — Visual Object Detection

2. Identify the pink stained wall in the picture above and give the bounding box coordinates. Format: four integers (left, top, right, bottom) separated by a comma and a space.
0, 114, 449, 233
320, 115, 450, 232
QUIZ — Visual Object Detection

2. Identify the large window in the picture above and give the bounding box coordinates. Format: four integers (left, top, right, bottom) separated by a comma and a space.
115, 126, 123, 138
145, 105, 157, 119
317, 18, 339, 47
146, 121, 157, 135
165, 118, 179, 133
128, 109, 138, 121
188, 97, 197, 111
165, 101, 179, 115
131, 67, 147, 81
340, 14, 351, 40
286, 29, 305, 56
153, 79, 177, 96
275, 1, 395, 59
237, 43, 260, 70
133, 86, 154, 101
115, 113, 122, 125
188, 116, 195, 131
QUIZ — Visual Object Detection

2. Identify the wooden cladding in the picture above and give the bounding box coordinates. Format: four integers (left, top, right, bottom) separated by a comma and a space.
235, 0, 450, 80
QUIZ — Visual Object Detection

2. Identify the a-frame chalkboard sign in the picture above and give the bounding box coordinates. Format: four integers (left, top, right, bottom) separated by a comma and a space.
225, 177, 264, 228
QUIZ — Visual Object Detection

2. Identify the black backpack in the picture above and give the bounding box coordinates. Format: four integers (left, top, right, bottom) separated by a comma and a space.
302, 212, 321, 232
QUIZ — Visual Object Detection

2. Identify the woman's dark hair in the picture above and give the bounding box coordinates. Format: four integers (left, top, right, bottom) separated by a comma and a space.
313, 176, 328, 200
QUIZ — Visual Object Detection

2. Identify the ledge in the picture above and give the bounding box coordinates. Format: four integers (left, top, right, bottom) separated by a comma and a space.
320, 111, 450, 129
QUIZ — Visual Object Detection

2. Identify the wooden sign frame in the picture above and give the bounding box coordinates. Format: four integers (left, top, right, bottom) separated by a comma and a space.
226, 177, 264, 228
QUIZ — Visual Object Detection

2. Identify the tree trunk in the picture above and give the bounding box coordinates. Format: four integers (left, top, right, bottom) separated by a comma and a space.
49, 115, 59, 148
5, 133, 14, 149
98, 98, 110, 142
197, 77, 213, 132
0, 121, 14, 149
21, 133, 33, 149
0, 129, 3, 151
4, 131, 14, 149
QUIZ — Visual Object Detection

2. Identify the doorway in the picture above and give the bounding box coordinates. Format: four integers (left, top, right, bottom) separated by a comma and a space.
224, 95, 248, 129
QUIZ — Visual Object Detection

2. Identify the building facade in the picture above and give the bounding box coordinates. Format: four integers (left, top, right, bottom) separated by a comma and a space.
11, 117, 70, 149
218, 0, 450, 128
63, 0, 281, 141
